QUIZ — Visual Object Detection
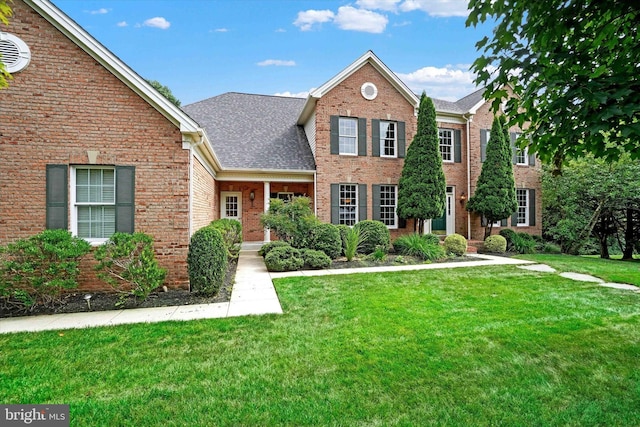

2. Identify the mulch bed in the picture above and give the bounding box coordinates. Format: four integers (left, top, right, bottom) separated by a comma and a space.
329, 254, 480, 269
0, 259, 238, 319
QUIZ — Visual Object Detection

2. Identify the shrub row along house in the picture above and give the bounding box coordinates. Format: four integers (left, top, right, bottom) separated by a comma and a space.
1, 0, 541, 290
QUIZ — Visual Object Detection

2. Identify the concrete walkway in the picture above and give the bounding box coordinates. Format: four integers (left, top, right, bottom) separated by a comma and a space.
0, 249, 543, 335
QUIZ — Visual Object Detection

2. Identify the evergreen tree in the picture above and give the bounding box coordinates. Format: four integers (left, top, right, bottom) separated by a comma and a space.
466, 116, 517, 239
146, 79, 181, 107
397, 92, 446, 234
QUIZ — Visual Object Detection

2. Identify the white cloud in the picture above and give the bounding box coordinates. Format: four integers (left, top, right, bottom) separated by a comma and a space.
116, 21, 128, 27
334, 6, 388, 33
275, 28, 286, 33
399, 0, 469, 17
293, 9, 335, 31
355, 0, 401, 12
213, 28, 228, 33
274, 90, 311, 98
143, 17, 171, 30
396, 64, 478, 101
88, 8, 109, 15
257, 59, 296, 67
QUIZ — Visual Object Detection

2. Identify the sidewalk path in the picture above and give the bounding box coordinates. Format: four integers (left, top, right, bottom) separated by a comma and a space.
0, 250, 534, 334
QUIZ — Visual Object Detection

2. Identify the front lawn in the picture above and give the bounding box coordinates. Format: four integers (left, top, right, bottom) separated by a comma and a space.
515, 253, 640, 286
1, 260, 639, 426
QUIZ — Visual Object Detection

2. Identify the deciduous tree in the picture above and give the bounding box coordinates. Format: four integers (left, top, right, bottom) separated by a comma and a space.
467, 0, 640, 165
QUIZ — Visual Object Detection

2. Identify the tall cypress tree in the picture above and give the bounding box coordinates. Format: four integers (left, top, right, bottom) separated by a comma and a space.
397, 92, 446, 234
466, 115, 517, 239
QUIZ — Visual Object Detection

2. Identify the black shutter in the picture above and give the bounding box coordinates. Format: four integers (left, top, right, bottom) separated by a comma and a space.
481, 215, 487, 227
372, 119, 380, 157
529, 189, 536, 226
358, 184, 367, 221
330, 184, 339, 224
330, 115, 339, 155
501, 218, 508, 227
399, 218, 407, 229
454, 129, 462, 163
397, 121, 406, 158
528, 150, 536, 166
115, 166, 135, 233
480, 129, 488, 162
358, 118, 367, 156
46, 165, 68, 230
510, 132, 517, 164
511, 208, 518, 226
372, 184, 381, 221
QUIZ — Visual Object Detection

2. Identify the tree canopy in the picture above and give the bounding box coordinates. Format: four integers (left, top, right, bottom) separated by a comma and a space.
467, 0, 640, 165
465, 115, 517, 239
0, 0, 13, 89
146, 79, 181, 107
397, 92, 446, 234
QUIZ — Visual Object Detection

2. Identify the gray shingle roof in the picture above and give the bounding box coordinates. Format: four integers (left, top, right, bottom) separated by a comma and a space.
431, 87, 486, 115
183, 93, 316, 171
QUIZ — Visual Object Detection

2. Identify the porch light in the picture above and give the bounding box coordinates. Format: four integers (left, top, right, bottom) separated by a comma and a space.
459, 192, 467, 205
249, 191, 255, 201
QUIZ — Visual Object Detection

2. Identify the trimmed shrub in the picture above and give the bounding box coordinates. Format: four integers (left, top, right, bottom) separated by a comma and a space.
542, 242, 562, 254
356, 220, 391, 254
499, 229, 518, 251
300, 249, 332, 270
264, 246, 304, 272
514, 232, 537, 254
393, 233, 445, 261
444, 233, 467, 256
187, 226, 228, 296
308, 223, 342, 259
210, 218, 243, 258
260, 196, 319, 248
258, 241, 290, 258
484, 235, 507, 253
0, 229, 91, 309
94, 232, 166, 306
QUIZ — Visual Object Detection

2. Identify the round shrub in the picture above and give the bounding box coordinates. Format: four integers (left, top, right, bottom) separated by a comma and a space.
308, 223, 342, 259
187, 226, 228, 296
258, 241, 290, 258
264, 246, 304, 272
300, 249, 332, 269
444, 233, 467, 256
484, 235, 507, 253
356, 220, 390, 254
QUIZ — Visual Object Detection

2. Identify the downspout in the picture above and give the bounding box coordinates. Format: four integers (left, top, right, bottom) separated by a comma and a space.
314, 171, 318, 217
464, 113, 472, 240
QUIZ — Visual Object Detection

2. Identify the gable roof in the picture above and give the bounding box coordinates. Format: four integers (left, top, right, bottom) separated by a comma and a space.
297, 50, 420, 124
23, 0, 218, 165
183, 93, 315, 172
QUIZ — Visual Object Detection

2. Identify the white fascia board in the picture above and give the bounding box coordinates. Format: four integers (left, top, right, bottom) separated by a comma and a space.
468, 99, 487, 115
26, 0, 201, 133
297, 50, 419, 124
297, 94, 319, 125
436, 113, 468, 125
216, 169, 315, 183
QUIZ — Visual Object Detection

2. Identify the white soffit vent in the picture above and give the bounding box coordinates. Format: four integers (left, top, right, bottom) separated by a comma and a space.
361, 82, 378, 100
0, 32, 31, 73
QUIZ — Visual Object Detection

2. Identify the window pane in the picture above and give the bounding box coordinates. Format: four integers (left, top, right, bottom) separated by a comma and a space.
77, 206, 115, 239
339, 118, 357, 155
439, 129, 453, 161
379, 185, 397, 226
381, 121, 396, 157
517, 189, 528, 225
339, 184, 357, 225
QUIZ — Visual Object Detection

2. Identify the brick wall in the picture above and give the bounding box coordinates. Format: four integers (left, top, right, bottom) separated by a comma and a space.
0, 1, 192, 290
191, 157, 217, 233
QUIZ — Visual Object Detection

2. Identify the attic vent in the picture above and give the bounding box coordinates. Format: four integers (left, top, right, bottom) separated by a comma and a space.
361, 82, 378, 100
0, 32, 31, 73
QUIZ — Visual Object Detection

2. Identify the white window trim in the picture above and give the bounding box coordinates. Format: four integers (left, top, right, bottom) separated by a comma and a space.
517, 189, 530, 226
380, 121, 397, 158
380, 185, 398, 229
516, 146, 529, 166
439, 128, 454, 163
70, 166, 115, 245
339, 117, 358, 156
339, 184, 358, 226
221, 191, 242, 220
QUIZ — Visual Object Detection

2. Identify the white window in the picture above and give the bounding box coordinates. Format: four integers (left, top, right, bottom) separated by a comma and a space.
516, 147, 528, 165
439, 129, 453, 162
339, 184, 358, 226
72, 167, 116, 242
339, 117, 357, 155
517, 189, 529, 226
221, 192, 242, 220
380, 121, 396, 157
379, 185, 397, 228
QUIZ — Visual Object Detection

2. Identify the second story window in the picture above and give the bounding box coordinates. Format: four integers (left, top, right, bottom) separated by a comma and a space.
380, 121, 396, 157
439, 129, 453, 162
339, 117, 358, 155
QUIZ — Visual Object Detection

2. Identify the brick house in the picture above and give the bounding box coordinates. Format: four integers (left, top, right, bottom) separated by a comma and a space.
1, 0, 541, 290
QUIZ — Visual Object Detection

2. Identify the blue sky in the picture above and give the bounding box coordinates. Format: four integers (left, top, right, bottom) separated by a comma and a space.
51, 0, 493, 106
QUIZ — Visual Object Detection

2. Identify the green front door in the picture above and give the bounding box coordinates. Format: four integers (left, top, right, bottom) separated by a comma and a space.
431, 210, 446, 234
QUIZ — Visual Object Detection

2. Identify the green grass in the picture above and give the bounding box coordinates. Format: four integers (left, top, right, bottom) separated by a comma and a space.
515, 253, 640, 286
1, 260, 639, 426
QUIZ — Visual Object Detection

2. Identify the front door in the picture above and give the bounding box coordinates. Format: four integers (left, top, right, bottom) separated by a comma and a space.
221, 192, 242, 221
431, 187, 455, 235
